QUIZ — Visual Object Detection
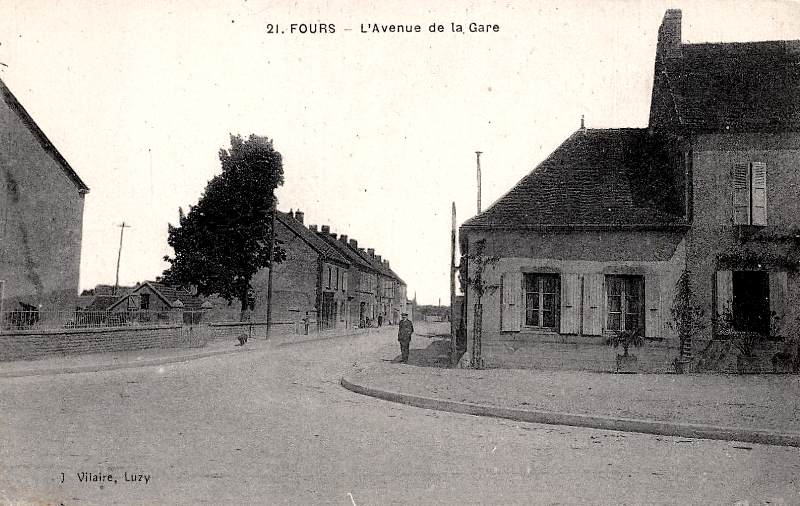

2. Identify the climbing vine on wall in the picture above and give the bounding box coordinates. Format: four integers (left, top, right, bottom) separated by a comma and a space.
715, 226, 800, 272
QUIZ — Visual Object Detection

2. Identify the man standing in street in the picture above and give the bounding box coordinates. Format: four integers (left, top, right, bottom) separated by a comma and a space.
398, 313, 414, 363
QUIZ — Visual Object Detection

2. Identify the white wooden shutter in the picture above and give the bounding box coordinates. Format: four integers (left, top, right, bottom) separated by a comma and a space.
769, 271, 787, 336
560, 273, 581, 334
501, 272, 521, 332
644, 274, 662, 338
732, 163, 751, 225
582, 273, 604, 335
751, 162, 767, 226
715, 270, 733, 330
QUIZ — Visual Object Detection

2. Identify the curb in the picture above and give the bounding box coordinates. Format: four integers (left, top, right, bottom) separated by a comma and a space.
340, 376, 800, 448
0, 345, 260, 379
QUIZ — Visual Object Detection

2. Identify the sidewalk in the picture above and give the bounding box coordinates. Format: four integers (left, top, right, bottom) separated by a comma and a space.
0, 326, 377, 378
343, 332, 800, 447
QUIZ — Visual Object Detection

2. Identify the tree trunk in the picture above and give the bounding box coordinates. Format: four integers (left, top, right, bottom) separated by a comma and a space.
472, 303, 483, 369
239, 285, 249, 322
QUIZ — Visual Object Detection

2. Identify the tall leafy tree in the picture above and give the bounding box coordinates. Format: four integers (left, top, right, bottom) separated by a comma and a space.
163, 134, 285, 315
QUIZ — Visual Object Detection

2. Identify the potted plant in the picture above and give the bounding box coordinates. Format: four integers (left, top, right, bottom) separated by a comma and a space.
607, 327, 644, 373
733, 332, 762, 374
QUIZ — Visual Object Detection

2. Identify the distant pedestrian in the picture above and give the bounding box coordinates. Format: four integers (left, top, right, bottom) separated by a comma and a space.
397, 313, 413, 363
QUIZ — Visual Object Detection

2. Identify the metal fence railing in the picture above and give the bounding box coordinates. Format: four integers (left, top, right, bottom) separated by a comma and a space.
0, 308, 354, 335
1, 309, 199, 332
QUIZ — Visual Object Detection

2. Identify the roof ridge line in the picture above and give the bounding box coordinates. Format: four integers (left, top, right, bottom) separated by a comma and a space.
0, 78, 89, 192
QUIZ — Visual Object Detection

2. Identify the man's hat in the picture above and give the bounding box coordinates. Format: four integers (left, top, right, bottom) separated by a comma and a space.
401, 312, 408, 316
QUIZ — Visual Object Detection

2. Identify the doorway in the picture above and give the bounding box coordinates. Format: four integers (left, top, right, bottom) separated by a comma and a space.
732, 271, 770, 335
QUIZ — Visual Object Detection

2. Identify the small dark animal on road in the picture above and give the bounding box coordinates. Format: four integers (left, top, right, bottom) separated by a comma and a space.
236, 333, 248, 346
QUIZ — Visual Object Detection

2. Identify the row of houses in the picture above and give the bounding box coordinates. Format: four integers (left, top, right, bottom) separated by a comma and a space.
459, 9, 800, 371
257, 209, 409, 330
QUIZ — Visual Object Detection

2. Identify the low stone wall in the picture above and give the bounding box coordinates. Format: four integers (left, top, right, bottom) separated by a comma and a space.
483, 333, 679, 373
480, 331, 795, 373
0, 325, 211, 362
695, 338, 790, 374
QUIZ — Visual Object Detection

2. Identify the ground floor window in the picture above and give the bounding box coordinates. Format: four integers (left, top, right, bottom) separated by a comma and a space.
606, 275, 643, 332
524, 273, 559, 329
732, 271, 770, 334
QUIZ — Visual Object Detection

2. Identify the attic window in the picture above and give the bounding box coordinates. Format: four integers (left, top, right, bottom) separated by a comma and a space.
733, 162, 767, 226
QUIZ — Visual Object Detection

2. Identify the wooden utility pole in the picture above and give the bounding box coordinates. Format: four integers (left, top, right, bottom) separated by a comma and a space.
113, 222, 131, 295
450, 202, 457, 364
265, 201, 277, 339
476, 151, 483, 213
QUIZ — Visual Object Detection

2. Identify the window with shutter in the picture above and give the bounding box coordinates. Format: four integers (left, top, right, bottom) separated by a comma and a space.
644, 274, 661, 338
560, 273, 581, 335
582, 273, 604, 335
732, 162, 767, 226
715, 270, 733, 332
769, 271, 787, 336
523, 273, 560, 330
501, 272, 522, 331
605, 275, 644, 332
732, 163, 751, 225
751, 162, 767, 226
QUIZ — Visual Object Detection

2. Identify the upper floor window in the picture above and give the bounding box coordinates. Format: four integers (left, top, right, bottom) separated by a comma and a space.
733, 162, 767, 226
140, 293, 150, 310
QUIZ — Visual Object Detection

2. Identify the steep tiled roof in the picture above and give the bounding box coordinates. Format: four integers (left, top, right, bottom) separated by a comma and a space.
148, 282, 205, 310
348, 245, 404, 283
106, 281, 205, 310
315, 232, 376, 272
276, 212, 350, 265
462, 129, 687, 229
0, 78, 89, 192
657, 40, 800, 133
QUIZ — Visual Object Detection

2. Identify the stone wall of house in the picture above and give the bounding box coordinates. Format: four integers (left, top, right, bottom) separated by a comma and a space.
461, 229, 688, 370
0, 91, 85, 313
687, 133, 800, 346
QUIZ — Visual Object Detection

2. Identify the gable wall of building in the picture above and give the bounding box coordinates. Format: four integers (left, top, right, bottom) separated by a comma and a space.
251, 220, 320, 324
0, 94, 85, 312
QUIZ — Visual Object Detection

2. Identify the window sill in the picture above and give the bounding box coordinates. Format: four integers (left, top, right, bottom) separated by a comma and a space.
519, 328, 559, 335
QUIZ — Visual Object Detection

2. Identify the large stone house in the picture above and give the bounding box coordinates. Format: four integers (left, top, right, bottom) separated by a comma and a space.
0, 78, 89, 314
459, 10, 800, 372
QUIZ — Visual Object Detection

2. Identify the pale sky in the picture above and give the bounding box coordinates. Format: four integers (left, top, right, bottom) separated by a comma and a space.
1, 0, 798, 305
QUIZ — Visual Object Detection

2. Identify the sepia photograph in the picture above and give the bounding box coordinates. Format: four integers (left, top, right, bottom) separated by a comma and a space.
1, 0, 799, 504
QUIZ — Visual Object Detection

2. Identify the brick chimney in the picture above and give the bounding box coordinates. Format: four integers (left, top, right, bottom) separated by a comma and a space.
384, 259, 390, 268
656, 9, 682, 59
339, 234, 348, 243
288, 208, 294, 219
367, 248, 375, 257
294, 210, 304, 224
321, 225, 330, 234
349, 239, 358, 249
330, 233, 337, 240
376, 254, 382, 262
309, 224, 318, 232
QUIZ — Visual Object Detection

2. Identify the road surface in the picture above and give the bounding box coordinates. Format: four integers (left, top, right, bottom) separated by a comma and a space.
1, 327, 798, 505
